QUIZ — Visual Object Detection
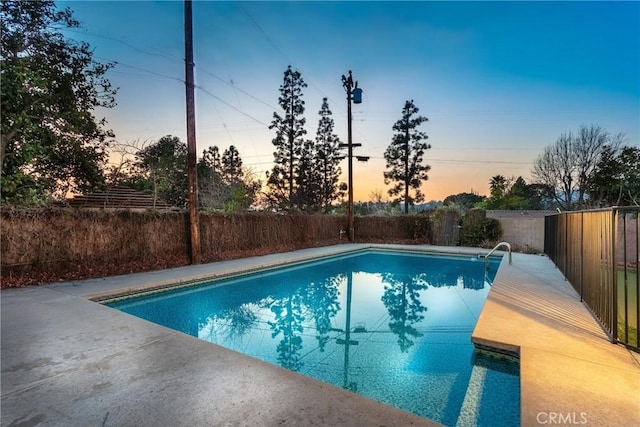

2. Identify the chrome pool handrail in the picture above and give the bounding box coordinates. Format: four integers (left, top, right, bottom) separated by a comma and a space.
482, 241, 512, 269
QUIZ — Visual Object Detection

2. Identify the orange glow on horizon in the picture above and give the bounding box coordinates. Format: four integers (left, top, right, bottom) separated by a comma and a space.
347, 159, 496, 203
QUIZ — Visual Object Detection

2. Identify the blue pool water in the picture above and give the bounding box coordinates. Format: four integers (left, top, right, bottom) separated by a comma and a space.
106, 250, 519, 426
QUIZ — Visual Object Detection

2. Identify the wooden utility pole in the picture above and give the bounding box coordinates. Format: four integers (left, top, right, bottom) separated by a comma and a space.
340, 71, 362, 242
185, 0, 200, 264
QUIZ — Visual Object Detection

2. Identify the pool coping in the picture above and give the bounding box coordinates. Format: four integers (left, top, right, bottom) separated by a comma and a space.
471, 249, 640, 427
2, 243, 639, 426
54, 243, 494, 302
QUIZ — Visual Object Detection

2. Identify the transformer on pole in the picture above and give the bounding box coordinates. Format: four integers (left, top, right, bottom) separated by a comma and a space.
340, 71, 363, 242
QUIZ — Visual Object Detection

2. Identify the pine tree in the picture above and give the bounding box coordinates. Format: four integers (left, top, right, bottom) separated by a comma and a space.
314, 98, 343, 212
293, 139, 322, 212
383, 100, 431, 213
221, 145, 242, 183
201, 146, 222, 173
198, 145, 259, 212
266, 66, 307, 211
198, 146, 224, 209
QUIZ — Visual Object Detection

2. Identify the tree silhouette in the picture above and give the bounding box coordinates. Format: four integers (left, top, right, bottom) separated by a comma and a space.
380, 272, 428, 352
221, 145, 243, 183
586, 145, 640, 207
268, 294, 305, 371
489, 175, 510, 198
532, 125, 625, 210
293, 139, 322, 212
1, 0, 117, 204
304, 275, 342, 352
443, 192, 486, 210
202, 304, 258, 342
315, 98, 343, 212
383, 100, 431, 214
478, 175, 552, 210
199, 145, 259, 211
266, 66, 307, 211
197, 146, 223, 207
136, 135, 187, 207
200, 146, 222, 173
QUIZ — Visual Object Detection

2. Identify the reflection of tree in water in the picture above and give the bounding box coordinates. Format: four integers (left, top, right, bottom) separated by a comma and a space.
304, 274, 343, 352
268, 293, 305, 371
380, 273, 428, 352
425, 267, 486, 291
203, 273, 341, 372
462, 274, 486, 290
425, 270, 461, 288
202, 303, 258, 341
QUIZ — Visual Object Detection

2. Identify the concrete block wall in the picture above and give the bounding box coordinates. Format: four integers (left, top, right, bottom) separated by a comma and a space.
486, 211, 555, 253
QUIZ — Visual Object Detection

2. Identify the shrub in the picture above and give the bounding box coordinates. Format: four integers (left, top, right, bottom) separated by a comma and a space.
460, 209, 502, 247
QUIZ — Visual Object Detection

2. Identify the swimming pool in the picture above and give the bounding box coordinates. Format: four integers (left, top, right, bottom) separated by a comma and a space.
106, 249, 519, 426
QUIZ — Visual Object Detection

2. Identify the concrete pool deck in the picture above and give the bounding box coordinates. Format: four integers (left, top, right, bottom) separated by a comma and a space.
2, 243, 639, 426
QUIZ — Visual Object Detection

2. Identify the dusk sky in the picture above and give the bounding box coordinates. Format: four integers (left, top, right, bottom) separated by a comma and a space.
59, 1, 640, 202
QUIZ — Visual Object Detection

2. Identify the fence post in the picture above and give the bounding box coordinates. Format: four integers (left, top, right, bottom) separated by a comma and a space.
564, 212, 568, 277
622, 209, 628, 344
636, 211, 640, 348
611, 208, 618, 344
580, 211, 584, 301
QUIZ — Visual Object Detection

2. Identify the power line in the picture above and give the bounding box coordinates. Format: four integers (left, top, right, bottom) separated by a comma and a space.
77, 10, 349, 145
432, 147, 540, 152
198, 69, 279, 112
100, 57, 536, 169
365, 156, 533, 165
430, 159, 534, 165
237, 4, 343, 136
74, 22, 286, 127
95, 56, 184, 83
238, 4, 291, 65
241, 161, 274, 167
195, 85, 270, 128
95, 56, 270, 130
211, 104, 236, 146
66, 28, 183, 63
